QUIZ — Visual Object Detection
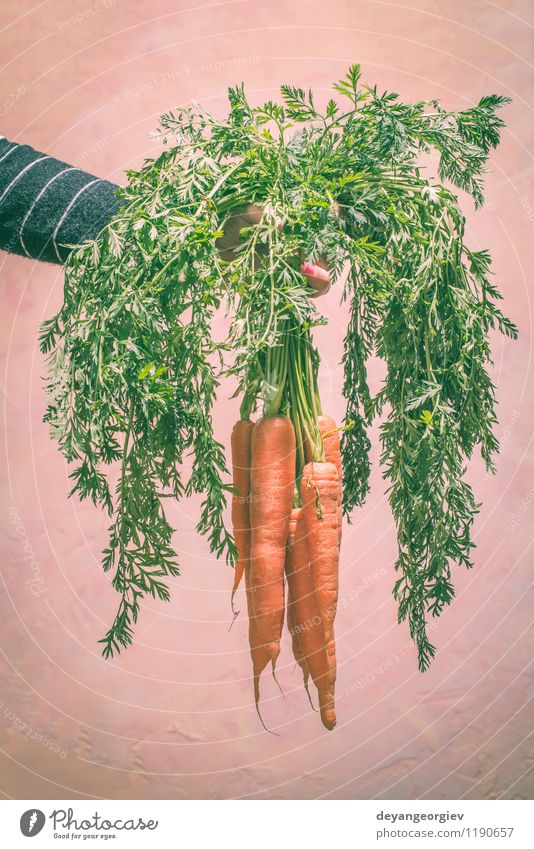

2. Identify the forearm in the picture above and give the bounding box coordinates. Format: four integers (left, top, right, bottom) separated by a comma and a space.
0, 136, 120, 264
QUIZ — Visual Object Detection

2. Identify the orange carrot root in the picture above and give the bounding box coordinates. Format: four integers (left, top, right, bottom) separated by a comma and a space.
285, 503, 337, 729
230, 419, 255, 617
301, 461, 340, 730
318, 415, 343, 548
248, 415, 295, 725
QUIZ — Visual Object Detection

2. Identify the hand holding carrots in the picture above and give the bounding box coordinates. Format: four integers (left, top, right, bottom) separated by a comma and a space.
216, 203, 331, 297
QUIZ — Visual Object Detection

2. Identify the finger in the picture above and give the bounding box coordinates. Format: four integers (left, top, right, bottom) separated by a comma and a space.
301, 262, 331, 296
301, 262, 329, 283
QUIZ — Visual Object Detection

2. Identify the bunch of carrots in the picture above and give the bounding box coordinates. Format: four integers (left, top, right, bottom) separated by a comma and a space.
230, 325, 342, 731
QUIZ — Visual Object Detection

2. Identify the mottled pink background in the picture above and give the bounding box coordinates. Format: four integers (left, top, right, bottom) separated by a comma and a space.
1, 0, 532, 800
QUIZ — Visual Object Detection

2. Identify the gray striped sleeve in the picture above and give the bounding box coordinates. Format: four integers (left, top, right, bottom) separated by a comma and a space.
0, 136, 120, 264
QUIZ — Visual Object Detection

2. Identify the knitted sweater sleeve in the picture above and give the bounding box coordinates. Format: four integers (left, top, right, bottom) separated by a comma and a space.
0, 135, 120, 264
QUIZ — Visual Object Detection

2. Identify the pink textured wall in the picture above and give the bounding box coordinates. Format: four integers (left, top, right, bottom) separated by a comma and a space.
1, 0, 533, 800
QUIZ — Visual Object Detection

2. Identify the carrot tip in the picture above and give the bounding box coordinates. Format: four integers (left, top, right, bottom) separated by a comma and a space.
254, 674, 280, 736
230, 582, 241, 612
227, 608, 240, 633
304, 681, 317, 712
320, 710, 337, 731
271, 661, 286, 702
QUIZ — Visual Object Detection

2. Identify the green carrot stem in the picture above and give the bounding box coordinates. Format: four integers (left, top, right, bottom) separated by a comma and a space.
240, 378, 259, 420
288, 389, 306, 497
264, 334, 288, 417
292, 334, 324, 462
286, 327, 323, 465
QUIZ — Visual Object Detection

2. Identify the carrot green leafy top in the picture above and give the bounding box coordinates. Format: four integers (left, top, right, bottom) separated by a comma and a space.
40, 65, 515, 669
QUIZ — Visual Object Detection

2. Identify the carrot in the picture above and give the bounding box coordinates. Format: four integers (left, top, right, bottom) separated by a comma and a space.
230, 419, 254, 615
285, 509, 311, 698
305, 415, 343, 547
317, 415, 342, 547
248, 415, 296, 716
285, 505, 337, 729
301, 460, 340, 730
304, 416, 342, 727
